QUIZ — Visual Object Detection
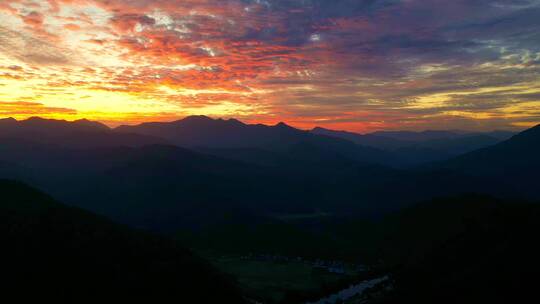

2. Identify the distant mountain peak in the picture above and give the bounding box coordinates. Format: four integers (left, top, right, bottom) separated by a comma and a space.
226, 118, 244, 125
0, 117, 17, 123
21, 116, 67, 124
73, 118, 109, 130
312, 126, 362, 135
181, 115, 214, 122
18, 116, 109, 130
275, 122, 293, 128
25, 116, 50, 122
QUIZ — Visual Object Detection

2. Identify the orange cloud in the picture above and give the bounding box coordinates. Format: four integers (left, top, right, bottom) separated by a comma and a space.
0, 0, 538, 131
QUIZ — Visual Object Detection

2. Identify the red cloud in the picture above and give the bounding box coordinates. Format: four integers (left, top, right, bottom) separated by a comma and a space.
22, 11, 44, 28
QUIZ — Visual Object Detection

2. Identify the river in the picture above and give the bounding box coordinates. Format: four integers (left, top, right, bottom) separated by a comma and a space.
306, 276, 389, 304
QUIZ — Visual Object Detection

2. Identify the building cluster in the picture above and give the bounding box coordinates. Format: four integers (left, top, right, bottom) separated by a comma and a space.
237, 254, 369, 275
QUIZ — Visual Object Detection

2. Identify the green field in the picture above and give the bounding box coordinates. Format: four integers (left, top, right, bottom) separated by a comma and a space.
211, 257, 352, 303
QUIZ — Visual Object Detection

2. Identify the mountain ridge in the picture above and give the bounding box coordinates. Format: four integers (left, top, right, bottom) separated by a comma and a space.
0, 116, 168, 148
435, 124, 540, 198
114, 115, 393, 165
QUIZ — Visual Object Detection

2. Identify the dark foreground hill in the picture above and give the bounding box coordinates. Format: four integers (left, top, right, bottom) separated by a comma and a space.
0, 180, 245, 303
368, 195, 540, 304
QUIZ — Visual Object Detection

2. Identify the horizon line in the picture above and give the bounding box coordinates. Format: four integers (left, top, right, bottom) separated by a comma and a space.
0, 115, 529, 135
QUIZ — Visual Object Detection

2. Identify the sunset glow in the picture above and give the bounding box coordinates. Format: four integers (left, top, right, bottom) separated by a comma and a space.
1, 0, 539, 131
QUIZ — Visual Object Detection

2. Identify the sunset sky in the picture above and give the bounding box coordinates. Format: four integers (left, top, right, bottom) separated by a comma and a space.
1, 0, 539, 132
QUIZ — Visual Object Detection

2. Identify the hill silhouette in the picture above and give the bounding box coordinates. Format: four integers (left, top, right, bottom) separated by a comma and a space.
312, 126, 506, 165
0, 117, 535, 235
373, 195, 540, 304
312, 126, 408, 149
438, 124, 540, 198
0, 117, 167, 148
1, 117, 539, 303
0, 179, 244, 303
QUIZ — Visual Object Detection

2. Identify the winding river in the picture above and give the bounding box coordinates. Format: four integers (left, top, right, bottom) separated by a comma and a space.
306, 276, 389, 304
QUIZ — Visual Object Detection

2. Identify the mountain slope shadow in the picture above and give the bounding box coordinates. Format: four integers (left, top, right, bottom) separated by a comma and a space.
372, 195, 540, 304
0, 179, 245, 303
436, 124, 540, 198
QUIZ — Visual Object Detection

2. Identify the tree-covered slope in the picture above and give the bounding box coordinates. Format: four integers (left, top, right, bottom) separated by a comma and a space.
0, 179, 245, 303
373, 195, 540, 304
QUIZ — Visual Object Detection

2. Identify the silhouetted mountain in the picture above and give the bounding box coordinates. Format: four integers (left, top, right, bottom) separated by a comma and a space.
399, 135, 499, 154
438, 124, 540, 198
0, 141, 267, 231
0, 116, 531, 239
0, 139, 342, 229
0, 138, 518, 235
116, 116, 391, 165
311, 127, 407, 150
115, 115, 264, 148
373, 195, 540, 304
0, 116, 108, 134
0, 179, 244, 303
480, 130, 516, 140
197, 147, 299, 167
0, 160, 24, 176
312, 127, 504, 165
0, 117, 167, 148
391, 135, 501, 165
371, 130, 466, 142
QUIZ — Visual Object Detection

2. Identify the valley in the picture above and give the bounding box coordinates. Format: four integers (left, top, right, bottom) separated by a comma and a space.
1, 116, 539, 303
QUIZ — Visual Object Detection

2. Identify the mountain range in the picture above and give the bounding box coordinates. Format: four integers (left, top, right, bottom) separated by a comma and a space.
0, 116, 538, 233
311, 126, 514, 165
115, 115, 393, 166
0, 117, 166, 149
1, 116, 539, 303
1, 115, 516, 167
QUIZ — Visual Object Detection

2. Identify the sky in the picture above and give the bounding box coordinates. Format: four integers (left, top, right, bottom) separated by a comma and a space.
0, 0, 539, 132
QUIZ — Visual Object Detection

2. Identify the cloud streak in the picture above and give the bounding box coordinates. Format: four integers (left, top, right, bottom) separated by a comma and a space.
0, 0, 539, 131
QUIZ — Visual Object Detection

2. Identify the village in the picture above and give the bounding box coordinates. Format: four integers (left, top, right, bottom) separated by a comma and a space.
238, 254, 369, 275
